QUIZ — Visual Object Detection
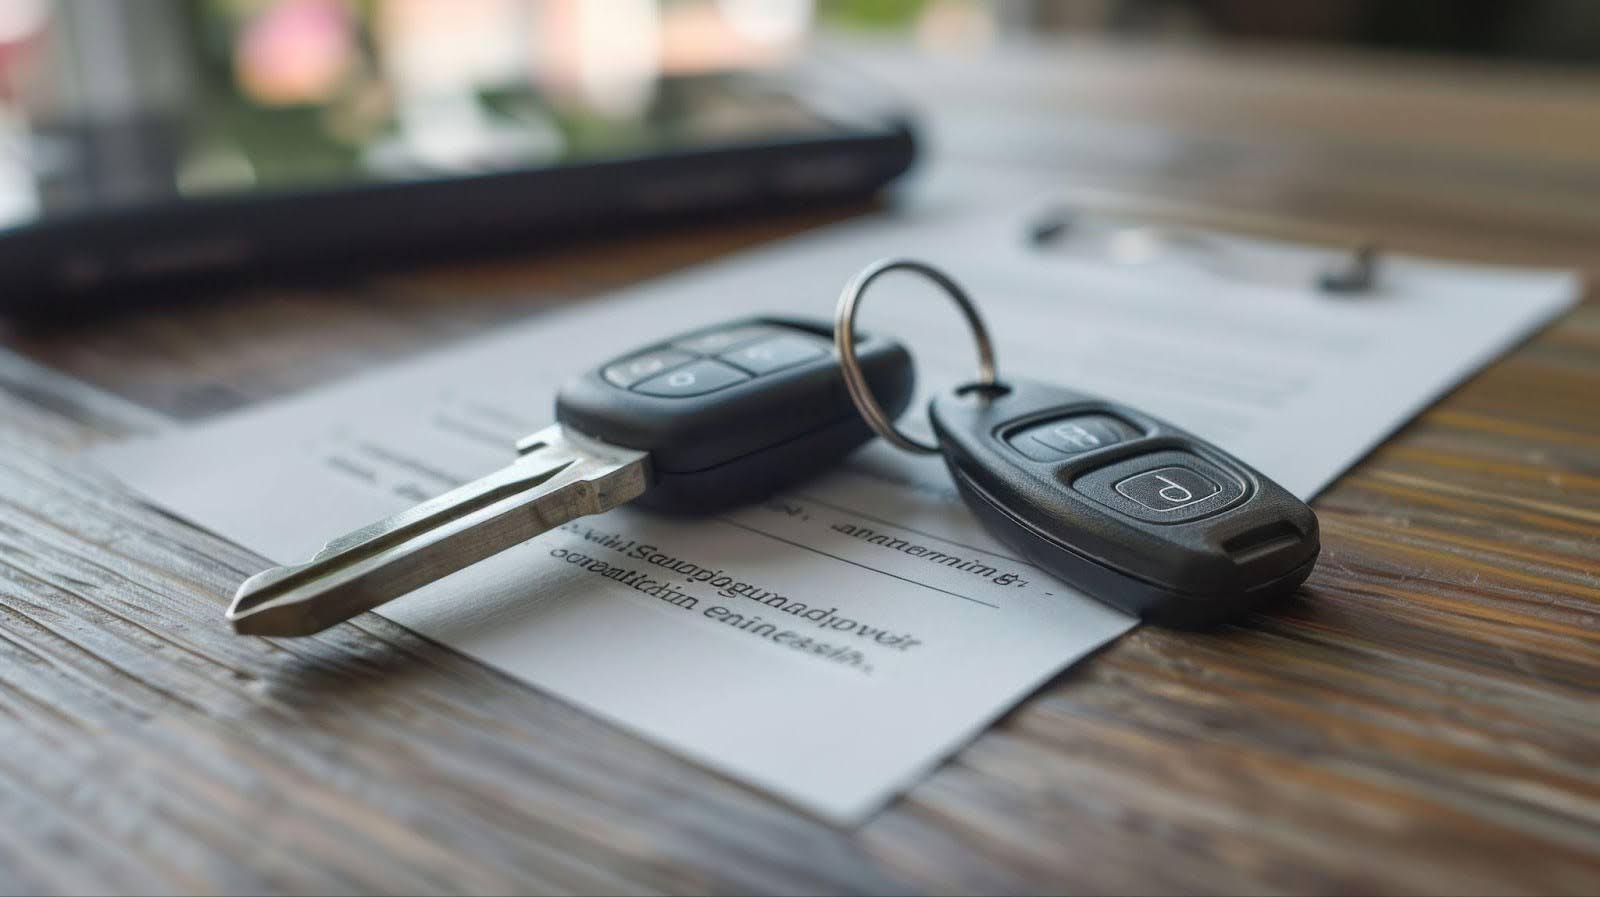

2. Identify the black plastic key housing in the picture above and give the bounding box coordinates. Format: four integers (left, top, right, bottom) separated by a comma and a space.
557, 316, 914, 512
931, 378, 1319, 626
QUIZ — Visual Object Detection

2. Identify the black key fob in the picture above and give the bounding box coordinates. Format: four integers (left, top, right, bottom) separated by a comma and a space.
557, 316, 914, 513
930, 378, 1319, 627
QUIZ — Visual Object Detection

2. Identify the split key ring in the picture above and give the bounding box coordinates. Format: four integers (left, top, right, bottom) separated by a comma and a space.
833, 258, 999, 455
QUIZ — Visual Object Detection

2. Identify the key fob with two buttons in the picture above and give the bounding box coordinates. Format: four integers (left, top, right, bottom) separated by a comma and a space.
931, 378, 1319, 627
557, 316, 914, 513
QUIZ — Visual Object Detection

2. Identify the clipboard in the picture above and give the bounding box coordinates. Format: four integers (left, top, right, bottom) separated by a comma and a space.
1027, 200, 1380, 294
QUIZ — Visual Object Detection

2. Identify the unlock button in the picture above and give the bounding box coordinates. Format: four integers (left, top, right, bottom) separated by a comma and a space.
1115, 466, 1222, 512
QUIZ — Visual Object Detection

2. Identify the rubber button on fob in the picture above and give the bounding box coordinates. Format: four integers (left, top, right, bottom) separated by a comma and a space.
1074, 450, 1246, 524
720, 334, 827, 376
632, 359, 750, 397
1013, 414, 1138, 461
603, 349, 695, 388
674, 325, 778, 355
1116, 466, 1222, 512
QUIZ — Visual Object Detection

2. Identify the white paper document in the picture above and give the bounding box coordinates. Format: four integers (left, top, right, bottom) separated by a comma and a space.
94, 206, 1579, 823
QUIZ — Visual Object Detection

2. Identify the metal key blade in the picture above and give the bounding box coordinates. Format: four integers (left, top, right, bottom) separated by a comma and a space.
226, 425, 650, 636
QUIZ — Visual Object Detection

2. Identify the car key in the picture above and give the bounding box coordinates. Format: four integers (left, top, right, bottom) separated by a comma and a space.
226, 316, 914, 636
929, 378, 1319, 626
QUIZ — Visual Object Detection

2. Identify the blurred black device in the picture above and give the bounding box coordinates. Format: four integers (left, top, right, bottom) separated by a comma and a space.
0, 7, 914, 314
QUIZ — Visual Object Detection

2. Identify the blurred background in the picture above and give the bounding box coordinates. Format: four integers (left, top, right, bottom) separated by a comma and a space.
3, 0, 1594, 209
3, 0, 1599, 318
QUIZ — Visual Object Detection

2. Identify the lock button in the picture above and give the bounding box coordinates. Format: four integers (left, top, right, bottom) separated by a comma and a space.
1010, 413, 1140, 461
632, 359, 751, 397
603, 349, 696, 388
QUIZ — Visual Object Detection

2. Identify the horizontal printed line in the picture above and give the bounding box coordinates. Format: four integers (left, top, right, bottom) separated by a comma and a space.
712, 518, 999, 609
793, 492, 1036, 569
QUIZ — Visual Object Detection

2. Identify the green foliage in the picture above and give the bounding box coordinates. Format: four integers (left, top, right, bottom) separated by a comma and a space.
816, 0, 931, 31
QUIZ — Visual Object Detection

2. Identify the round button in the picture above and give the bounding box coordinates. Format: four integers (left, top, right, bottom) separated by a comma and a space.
632, 360, 751, 397
602, 349, 695, 388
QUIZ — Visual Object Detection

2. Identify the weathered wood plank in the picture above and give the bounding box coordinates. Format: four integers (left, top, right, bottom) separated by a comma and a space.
0, 39, 1596, 896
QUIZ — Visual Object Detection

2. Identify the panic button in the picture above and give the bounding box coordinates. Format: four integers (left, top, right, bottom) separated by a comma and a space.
1116, 466, 1222, 512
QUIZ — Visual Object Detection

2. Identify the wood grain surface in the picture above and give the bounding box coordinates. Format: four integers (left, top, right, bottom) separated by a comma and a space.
0, 40, 1597, 895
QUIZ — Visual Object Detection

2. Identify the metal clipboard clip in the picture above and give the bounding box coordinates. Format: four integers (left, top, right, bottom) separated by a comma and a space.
1028, 205, 1380, 295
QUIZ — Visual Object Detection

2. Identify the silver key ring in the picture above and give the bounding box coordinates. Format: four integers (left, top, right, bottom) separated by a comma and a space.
834, 258, 999, 456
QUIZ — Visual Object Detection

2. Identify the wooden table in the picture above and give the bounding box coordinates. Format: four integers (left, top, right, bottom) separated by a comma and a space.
2, 40, 1597, 895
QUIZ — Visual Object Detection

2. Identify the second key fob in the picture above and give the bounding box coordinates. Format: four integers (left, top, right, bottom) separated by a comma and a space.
557, 316, 914, 513
930, 378, 1319, 627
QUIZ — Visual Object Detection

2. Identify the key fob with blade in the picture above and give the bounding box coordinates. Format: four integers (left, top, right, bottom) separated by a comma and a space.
229, 315, 912, 636
557, 316, 913, 513
930, 378, 1319, 627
